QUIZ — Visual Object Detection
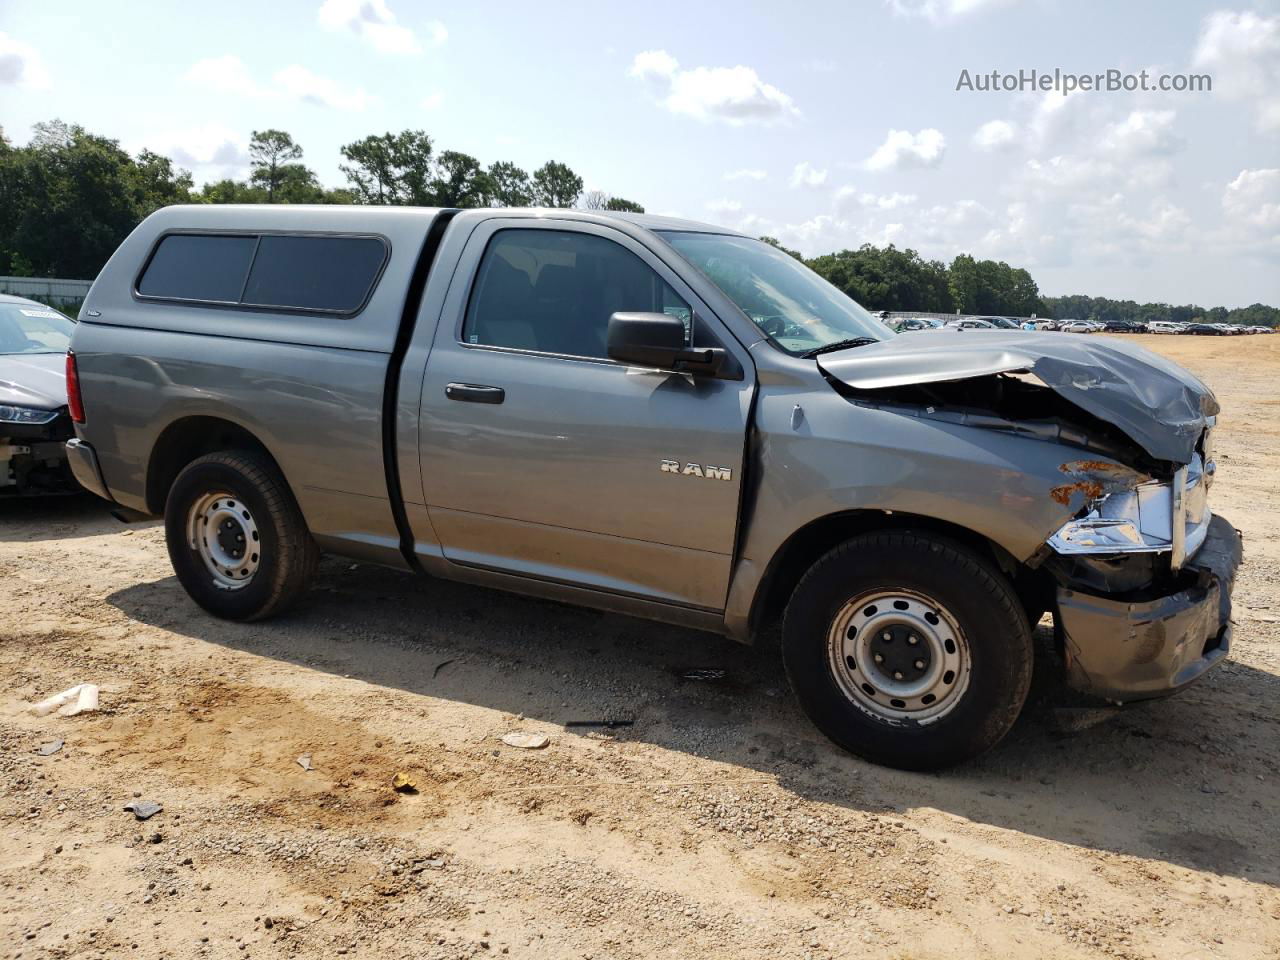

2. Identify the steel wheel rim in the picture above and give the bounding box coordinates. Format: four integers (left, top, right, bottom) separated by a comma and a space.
826, 589, 971, 724
186, 491, 260, 591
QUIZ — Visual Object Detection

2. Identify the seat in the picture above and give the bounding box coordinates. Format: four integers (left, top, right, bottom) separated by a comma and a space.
469, 258, 538, 351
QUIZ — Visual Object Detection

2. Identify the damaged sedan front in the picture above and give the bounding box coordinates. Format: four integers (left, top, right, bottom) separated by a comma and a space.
815, 331, 1242, 705
0, 295, 79, 496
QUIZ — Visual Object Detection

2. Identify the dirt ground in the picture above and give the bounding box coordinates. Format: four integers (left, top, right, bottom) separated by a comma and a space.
2, 333, 1278, 960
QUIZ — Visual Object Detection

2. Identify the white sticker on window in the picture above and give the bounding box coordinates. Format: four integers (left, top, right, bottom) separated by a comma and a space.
19, 308, 61, 319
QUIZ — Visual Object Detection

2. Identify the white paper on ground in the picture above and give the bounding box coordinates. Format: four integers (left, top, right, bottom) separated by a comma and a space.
29, 684, 100, 717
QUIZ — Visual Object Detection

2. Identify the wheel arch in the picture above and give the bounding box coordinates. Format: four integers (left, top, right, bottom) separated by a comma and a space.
145, 415, 281, 516
745, 509, 1052, 637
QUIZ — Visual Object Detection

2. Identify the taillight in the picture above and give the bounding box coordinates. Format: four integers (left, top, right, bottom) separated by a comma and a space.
66, 351, 86, 424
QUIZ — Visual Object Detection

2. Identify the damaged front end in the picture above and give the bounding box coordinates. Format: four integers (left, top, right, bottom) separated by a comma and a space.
1040, 445, 1242, 702
1, 406, 78, 496
815, 332, 1242, 704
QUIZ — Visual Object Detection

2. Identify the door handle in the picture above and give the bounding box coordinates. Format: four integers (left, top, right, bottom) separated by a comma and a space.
445, 382, 505, 404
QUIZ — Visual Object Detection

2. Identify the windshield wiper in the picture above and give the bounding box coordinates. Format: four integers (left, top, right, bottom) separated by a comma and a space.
799, 337, 880, 359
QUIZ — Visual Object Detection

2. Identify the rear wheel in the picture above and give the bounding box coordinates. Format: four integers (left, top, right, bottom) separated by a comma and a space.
164, 450, 319, 621
782, 531, 1033, 770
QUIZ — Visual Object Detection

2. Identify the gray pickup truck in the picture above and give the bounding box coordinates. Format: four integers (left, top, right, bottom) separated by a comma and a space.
66, 205, 1241, 769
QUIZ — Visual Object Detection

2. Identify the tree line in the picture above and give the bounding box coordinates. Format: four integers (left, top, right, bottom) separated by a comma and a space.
1040, 293, 1279, 329
0, 121, 641, 278
0, 119, 1273, 328
766, 238, 1047, 318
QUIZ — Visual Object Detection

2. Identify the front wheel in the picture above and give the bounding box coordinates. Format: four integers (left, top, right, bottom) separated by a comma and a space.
164, 450, 319, 621
782, 531, 1033, 771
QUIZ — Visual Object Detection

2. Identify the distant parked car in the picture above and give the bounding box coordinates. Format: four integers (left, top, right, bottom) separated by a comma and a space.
1059, 320, 1097, 334
0, 294, 79, 495
895, 317, 943, 332
1146, 321, 1180, 334
944, 318, 997, 330
980, 316, 1022, 330
1103, 320, 1147, 333
1185, 323, 1227, 336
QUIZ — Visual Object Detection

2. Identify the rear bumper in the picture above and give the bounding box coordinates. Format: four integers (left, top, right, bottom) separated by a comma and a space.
1056, 514, 1242, 703
65, 437, 114, 502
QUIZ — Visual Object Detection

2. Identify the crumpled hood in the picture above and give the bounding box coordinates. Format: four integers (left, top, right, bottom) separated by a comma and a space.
0, 353, 68, 410
817, 331, 1217, 464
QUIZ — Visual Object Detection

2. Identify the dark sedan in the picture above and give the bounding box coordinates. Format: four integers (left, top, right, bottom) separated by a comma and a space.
0, 294, 78, 494
1185, 322, 1229, 336
1103, 320, 1147, 333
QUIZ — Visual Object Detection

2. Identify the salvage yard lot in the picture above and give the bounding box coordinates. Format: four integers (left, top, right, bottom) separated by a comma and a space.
2, 334, 1278, 960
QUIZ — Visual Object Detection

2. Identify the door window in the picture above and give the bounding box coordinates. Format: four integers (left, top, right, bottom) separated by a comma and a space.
463, 229, 690, 359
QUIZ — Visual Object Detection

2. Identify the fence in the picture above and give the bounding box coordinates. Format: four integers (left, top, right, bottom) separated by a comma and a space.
0, 275, 93, 311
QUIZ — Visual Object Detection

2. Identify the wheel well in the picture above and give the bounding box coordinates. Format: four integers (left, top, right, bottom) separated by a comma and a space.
749, 510, 1052, 633
145, 416, 276, 515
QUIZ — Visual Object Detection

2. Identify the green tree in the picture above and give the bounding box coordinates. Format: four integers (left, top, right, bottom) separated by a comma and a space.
531, 160, 583, 208
428, 150, 490, 207
0, 120, 193, 278
339, 130, 434, 204
603, 196, 644, 213
487, 161, 532, 206
809, 244, 953, 312
759, 236, 803, 260
248, 130, 303, 203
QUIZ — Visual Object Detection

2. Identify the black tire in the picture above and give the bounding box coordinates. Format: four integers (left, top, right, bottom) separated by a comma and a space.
164, 450, 319, 621
782, 531, 1032, 771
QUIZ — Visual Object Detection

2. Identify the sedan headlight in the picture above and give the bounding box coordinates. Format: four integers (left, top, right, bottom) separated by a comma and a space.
0, 404, 59, 425
1049, 455, 1210, 571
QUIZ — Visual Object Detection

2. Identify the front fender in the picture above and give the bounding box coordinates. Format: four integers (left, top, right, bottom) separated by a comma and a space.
724, 386, 1133, 639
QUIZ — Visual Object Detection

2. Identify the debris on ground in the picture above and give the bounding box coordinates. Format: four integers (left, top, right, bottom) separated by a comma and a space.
296, 754, 313, 771
564, 719, 635, 729
34, 739, 64, 756
432, 657, 458, 678
392, 772, 418, 793
501, 732, 550, 750
29, 683, 100, 717
123, 801, 163, 821
678, 668, 726, 682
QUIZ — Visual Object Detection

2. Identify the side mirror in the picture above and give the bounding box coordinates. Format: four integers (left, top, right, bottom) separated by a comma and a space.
606, 312, 725, 376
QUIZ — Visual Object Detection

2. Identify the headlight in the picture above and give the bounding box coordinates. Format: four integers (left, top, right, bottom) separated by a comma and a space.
0, 405, 59, 425
1049, 455, 1210, 570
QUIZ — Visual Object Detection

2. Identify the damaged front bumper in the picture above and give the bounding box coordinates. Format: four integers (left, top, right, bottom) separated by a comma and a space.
1055, 514, 1242, 702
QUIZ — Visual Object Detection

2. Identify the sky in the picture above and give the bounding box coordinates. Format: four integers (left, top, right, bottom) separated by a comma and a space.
1, 0, 1278, 307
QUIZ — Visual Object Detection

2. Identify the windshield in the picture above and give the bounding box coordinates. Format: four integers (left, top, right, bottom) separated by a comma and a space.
657, 232, 894, 355
0, 303, 75, 355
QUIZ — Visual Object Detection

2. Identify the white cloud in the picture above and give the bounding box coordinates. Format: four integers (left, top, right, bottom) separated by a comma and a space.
835, 186, 917, 210
1193, 10, 1280, 134
865, 128, 946, 171
186, 54, 261, 98
724, 168, 767, 182
789, 162, 828, 188
275, 64, 375, 110
630, 49, 679, 81
865, 191, 918, 209
972, 119, 1016, 151
185, 55, 375, 111
886, 0, 1020, 24
1099, 109, 1183, 157
629, 50, 798, 125
1222, 168, 1280, 242
132, 124, 250, 180
317, 0, 441, 55
705, 198, 743, 214
0, 32, 50, 89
